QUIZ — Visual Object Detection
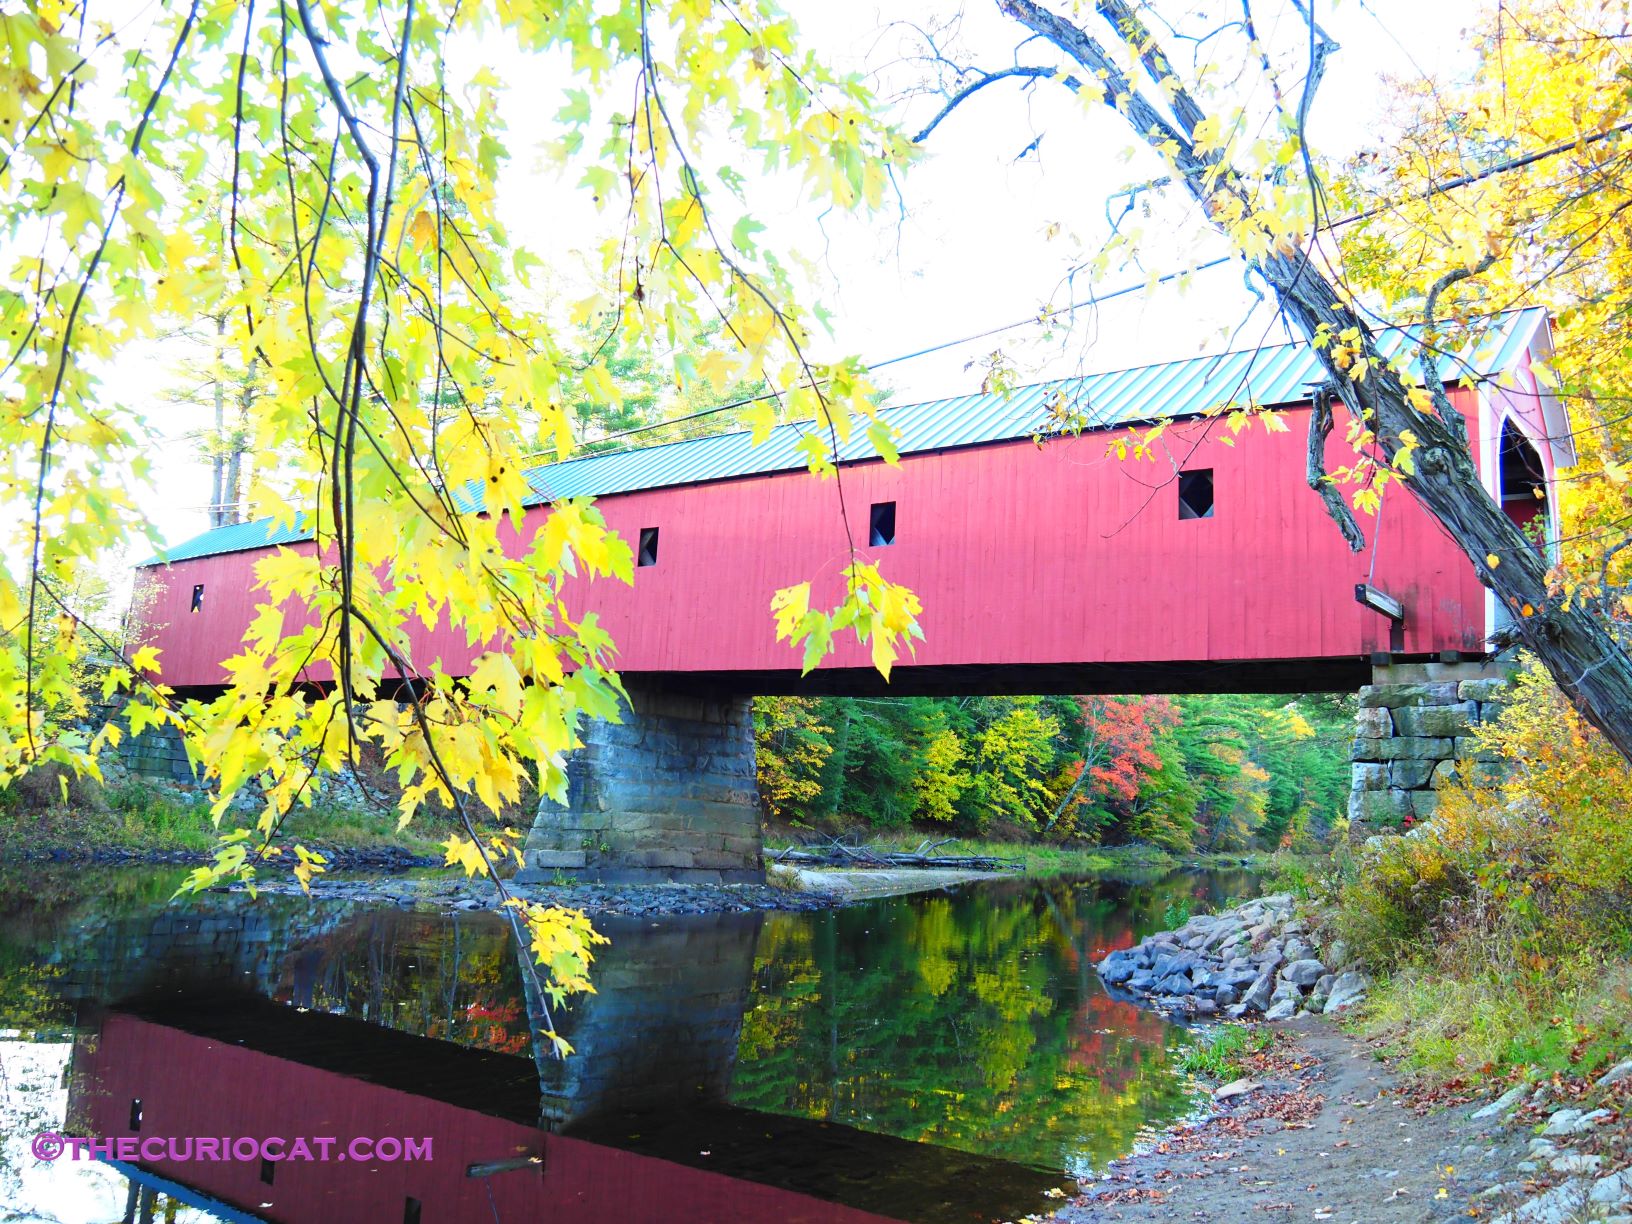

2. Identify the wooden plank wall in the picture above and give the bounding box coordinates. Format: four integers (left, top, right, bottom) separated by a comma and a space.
131, 390, 1488, 691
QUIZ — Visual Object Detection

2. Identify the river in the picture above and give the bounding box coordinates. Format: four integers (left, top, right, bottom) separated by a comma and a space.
0, 864, 1262, 1223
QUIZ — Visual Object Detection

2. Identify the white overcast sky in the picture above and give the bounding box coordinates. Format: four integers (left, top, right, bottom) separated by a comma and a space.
122, 0, 1480, 551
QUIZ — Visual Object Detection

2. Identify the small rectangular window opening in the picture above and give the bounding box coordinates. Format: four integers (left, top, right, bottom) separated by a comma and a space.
259, 1157, 277, 1186
869, 502, 896, 547
189, 584, 205, 613
1178, 470, 1214, 520
637, 527, 659, 568
129, 1099, 143, 1132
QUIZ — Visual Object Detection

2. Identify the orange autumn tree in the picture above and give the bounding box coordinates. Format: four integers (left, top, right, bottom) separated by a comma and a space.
1045, 696, 1178, 838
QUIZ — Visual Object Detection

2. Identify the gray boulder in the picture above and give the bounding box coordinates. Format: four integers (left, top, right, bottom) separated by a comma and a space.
1098, 951, 1139, 984
1153, 950, 1200, 978
1279, 958, 1326, 988
1541, 1107, 1611, 1136
1470, 1082, 1530, 1121
1321, 971, 1368, 1014
1595, 1059, 1632, 1089
1282, 936, 1316, 962
1489, 1179, 1588, 1224
1263, 997, 1298, 1022
1241, 972, 1274, 1012
1590, 1170, 1631, 1208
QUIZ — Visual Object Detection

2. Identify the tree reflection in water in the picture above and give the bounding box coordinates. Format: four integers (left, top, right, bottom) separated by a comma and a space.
733, 872, 1260, 1174
0, 864, 1260, 1197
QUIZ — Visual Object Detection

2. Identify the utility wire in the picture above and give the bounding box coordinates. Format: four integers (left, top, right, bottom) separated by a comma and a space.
577, 256, 1234, 450
1330, 120, 1632, 230
571, 121, 1632, 455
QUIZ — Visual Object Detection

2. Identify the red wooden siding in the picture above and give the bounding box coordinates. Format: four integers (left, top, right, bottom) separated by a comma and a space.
131, 389, 1490, 694
72, 1014, 895, 1224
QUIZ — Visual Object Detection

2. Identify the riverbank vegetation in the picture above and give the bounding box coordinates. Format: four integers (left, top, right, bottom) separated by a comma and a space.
0, 771, 459, 861
755, 692, 1352, 854
1327, 659, 1632, 1084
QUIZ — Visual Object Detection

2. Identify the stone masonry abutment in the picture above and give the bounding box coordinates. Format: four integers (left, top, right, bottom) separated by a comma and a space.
1348, 660, 1514, 841
516, 685, 764, 885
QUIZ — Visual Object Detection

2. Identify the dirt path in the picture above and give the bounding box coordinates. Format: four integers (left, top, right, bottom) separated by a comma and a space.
1054, 1016, 1530, 1224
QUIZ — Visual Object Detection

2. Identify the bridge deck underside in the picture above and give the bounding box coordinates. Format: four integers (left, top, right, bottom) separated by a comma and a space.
621, 655, 1396, 698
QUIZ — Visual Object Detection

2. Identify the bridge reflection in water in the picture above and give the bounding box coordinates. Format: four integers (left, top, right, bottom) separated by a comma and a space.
11, 869, 1248, 1221
63, 907, 1076, 1223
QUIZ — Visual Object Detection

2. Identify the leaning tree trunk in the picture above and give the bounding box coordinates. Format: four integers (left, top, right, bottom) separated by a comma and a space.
1259, 248, 1632, 758
994, 0, 1632, 762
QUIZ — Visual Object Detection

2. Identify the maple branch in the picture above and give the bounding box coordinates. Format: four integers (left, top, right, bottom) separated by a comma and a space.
23, 0, 201, 756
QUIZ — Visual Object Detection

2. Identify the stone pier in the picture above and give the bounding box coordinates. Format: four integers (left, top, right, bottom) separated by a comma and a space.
526, 912, 763, 1131
1348, 660, 1514, 840
516, 685, 764, 885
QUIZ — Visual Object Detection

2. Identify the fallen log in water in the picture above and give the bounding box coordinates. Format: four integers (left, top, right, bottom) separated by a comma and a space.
768, 840, 1020, 872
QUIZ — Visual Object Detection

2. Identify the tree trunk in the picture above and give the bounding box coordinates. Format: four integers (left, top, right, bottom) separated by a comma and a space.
209, 313, 228, 529
1043, 724, 1103, 832
223, 356, 257, 526
993, 0, 1632, 762
1257, 248, 1632, 758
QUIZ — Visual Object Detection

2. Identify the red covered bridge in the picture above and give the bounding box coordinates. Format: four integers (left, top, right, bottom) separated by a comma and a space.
132, 308, 1566, 698
127, 309, 1569, 881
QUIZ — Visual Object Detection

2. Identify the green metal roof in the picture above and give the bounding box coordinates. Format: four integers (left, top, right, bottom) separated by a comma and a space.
148, 515, 312, 564
142, 308, 1548, 567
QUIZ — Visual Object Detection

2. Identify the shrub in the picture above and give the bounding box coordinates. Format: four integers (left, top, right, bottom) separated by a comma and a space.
1162, 896, 1195, 928
1336, 659, 1632, 1078
765, 861, 806, 892
1337, 659, 1632, 972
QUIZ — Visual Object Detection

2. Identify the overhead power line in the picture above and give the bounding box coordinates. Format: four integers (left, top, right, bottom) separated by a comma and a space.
574, 122, 1632, 454
1331, 119, 1632, 229
580, 256, 1234, 449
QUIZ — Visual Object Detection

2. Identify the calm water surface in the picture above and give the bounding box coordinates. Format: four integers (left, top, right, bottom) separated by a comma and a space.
0, 864, 1260, 1223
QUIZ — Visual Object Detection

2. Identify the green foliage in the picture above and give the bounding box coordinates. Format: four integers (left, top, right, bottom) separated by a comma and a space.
1162, 896, 1195, 929
570, 322, 770, 453
0, 772, 462, 858
1177, 1024, 1271, 1081
754, 691, 1353, 853
1261, 852, 1322, 902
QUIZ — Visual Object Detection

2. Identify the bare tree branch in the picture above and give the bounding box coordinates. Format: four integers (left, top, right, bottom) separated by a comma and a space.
1418, 253, 1498, 448
911, 65, 1069, 142
1307, 384, 1366, 553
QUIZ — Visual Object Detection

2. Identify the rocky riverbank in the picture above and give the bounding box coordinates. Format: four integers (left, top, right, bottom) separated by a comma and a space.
225, 863, 997, 917
229, 871, 838, 917
1081, 891, 1632, 1223
1051, 1022, 1632, 1223
11, 843, 439, 870
1096, 892, 1368, 1019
